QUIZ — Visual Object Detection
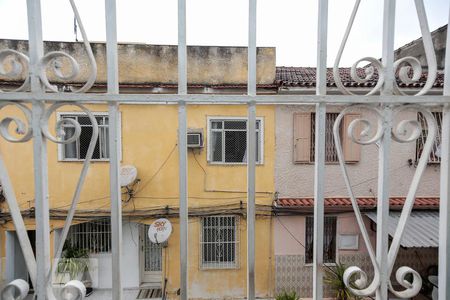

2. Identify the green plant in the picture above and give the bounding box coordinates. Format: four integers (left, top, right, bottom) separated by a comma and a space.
275, 291, 300, 300
57, 241, 89, 280
324, 262, 361, 300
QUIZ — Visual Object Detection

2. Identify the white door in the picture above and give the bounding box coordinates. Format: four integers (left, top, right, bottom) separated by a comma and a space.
140, 225, 163, 285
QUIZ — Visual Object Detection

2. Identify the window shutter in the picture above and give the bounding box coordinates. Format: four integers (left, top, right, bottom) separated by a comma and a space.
293, 112, 311, 163
342, 113, 361, 163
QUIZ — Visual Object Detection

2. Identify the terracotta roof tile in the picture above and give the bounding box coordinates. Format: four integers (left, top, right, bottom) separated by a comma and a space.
276, 197, 439, 210
275, 67, 445, 89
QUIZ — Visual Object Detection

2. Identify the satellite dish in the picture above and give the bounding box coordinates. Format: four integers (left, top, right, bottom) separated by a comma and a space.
148, 218, 172, 244
120, 165, 137, 187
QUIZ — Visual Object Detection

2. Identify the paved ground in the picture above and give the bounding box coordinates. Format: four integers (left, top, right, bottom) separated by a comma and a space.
0, 283, 143, 300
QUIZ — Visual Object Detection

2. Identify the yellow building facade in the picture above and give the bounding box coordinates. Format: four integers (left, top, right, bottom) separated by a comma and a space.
0, 40, 277, 299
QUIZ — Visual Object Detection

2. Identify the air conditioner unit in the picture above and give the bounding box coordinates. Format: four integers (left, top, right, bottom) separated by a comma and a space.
187, 130, 203, 148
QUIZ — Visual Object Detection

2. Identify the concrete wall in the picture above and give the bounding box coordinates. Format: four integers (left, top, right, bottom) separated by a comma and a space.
394, 25, 447, 70
0, 40, 276, 85
275, 105, 441, 198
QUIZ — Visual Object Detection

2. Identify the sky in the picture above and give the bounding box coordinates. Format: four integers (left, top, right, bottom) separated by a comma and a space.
0, 0, 448, 67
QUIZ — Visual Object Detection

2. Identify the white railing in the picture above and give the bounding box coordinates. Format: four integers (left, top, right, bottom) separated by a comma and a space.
0, 0, 449, 300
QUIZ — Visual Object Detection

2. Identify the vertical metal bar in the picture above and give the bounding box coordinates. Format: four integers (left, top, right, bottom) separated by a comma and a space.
178, 0, 188, 298
247, 103, 256, 300
247, 0, 257, 299
105, 0, 122, 299
248, 0, 257, 97
178, 0, 187, 96
439, 4, 450, 298
381, 0, 396, 95
313, 1, 328, 299
178, 102, 188, 300
26, 1, 51, 299
377, 1, 395, 299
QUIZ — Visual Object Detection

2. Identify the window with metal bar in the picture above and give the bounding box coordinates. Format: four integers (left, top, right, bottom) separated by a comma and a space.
310, 113, 339, 163
200, 216, 239, 269
305, 216, 337, 264
58, 113, 111, 161
143, 224, 163, 272
416, 112, 442, 164
208, 118, 262, 164
67, 219, 111, 254
293, 112, 361, 163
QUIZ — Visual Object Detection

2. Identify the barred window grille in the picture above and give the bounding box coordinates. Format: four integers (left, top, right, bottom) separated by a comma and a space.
68, 219, 112, 254
60, 113, 110, 161
305, 216, 337, 264
209, 118, 262, 164
310, 113, 339, 163
200, 216, 240, 269
143, 224, 163, 272
416, 111, 442, 164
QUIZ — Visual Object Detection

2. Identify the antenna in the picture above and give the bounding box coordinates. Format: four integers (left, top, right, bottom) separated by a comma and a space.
74, 15, 78, 42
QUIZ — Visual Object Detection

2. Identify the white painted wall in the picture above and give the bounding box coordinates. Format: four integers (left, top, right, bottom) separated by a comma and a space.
90, 221, 140, 289
54, 221, 140, 290
5, 231, 28, 283
275, 105, 441, 198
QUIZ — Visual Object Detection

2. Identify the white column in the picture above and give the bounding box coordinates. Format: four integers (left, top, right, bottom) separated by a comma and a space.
105, 1, 122, 299
26, 1, 51, 299
378, 1, 395, 299
313, 1, 328, 299
439, 4, 450, 299
247, 0, 257, 299
178, 0, 188, 299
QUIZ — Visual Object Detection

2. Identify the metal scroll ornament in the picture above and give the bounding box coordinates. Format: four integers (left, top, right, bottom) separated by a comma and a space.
334, 104, 436, 298
38, 0, 97, 93
334, 105, 383, 296
333, 0, 437, 96
0, 0, 97, 94
0, 50, 30, 92
42, 103, 99, 295
0, 102, 98, 300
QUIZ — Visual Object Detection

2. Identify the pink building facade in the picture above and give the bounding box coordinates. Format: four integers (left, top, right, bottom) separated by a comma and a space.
273, 67, 443, 298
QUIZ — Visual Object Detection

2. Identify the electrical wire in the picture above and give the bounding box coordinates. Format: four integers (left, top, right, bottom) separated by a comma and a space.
1, 158, 409, 216
133, 143, 178, 195
193, 151, 206, 175
0, 202, 273, 221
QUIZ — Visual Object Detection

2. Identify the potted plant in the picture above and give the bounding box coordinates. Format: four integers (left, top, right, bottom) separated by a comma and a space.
56, 242, 90, 284
324, 262, 361, 300
275, 291, 300, 300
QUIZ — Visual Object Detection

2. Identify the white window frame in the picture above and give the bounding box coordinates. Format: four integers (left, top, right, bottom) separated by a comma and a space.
199, 215, 240, 270
57, 112, 122, 162
206, 116, 264, 165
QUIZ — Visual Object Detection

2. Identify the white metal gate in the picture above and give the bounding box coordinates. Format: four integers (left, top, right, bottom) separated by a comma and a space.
0, 0, 449, 300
